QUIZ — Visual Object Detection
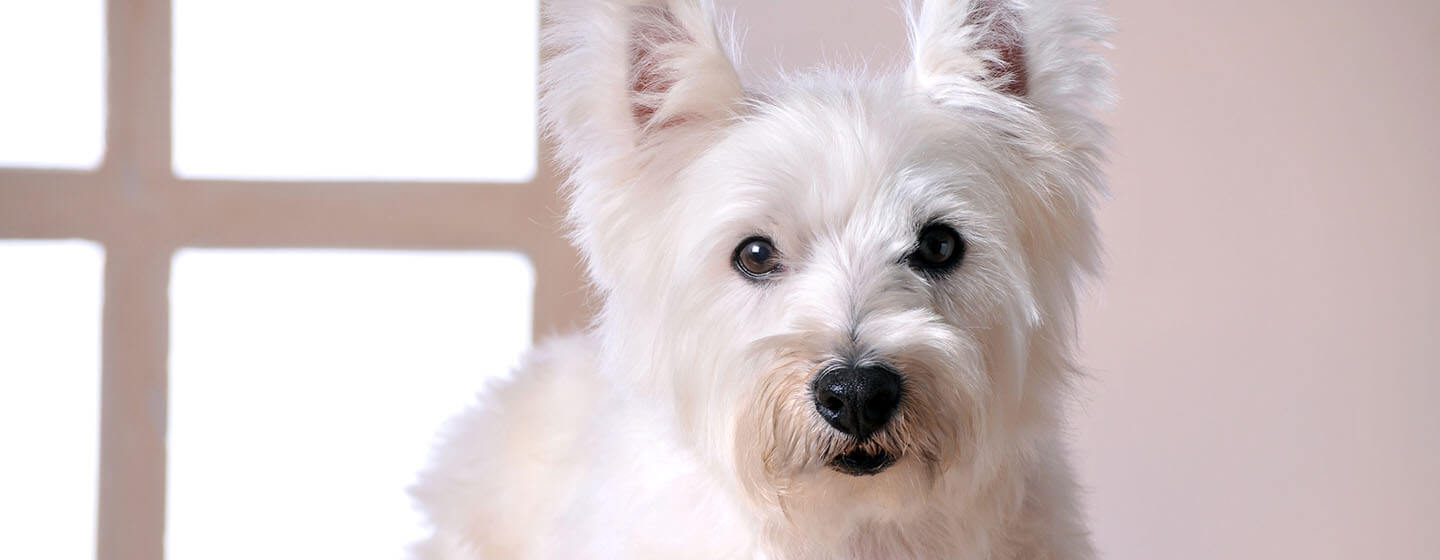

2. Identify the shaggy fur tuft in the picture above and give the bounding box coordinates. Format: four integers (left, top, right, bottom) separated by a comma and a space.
411, 1, 1112, 557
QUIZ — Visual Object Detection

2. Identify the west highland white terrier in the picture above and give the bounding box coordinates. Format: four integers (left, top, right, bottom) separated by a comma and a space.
411, 0, 1111, 557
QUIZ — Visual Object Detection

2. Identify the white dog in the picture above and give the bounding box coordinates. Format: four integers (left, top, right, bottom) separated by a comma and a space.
411, 0, 1111, 557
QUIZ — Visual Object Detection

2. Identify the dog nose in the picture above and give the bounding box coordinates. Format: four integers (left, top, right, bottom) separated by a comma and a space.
812, 365, 903, 440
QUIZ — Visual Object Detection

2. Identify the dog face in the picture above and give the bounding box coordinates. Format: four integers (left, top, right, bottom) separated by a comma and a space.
541, 0, 1109, 522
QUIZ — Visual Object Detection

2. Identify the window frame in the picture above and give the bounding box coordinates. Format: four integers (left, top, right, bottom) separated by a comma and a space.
0, 1, 586, 558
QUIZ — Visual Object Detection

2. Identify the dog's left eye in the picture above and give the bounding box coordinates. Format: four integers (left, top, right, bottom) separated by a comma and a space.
908, 224, 965, 273
734, 236, 781, 279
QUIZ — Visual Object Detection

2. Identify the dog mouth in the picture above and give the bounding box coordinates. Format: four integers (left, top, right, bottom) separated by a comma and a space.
829, 448, 896, 476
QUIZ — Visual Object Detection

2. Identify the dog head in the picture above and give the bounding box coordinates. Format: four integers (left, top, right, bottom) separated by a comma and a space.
540, 0, 1110, 524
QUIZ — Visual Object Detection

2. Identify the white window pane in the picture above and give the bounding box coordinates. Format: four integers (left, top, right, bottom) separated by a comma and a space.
172, 0, 537, 182
0, 240, 103, 559
167, 249, 532, 559
0, 0, 106, 169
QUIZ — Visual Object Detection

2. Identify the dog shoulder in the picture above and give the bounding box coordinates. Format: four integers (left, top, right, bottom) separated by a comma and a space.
409, 334, 604, 559
1000, 436, 1098, 560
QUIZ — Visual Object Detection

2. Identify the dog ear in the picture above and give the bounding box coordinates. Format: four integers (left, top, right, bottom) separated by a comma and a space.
541, 0, 743, 172
539, 0, 743, 291
910, 0, 1028, 98
909, 0, 1112, 147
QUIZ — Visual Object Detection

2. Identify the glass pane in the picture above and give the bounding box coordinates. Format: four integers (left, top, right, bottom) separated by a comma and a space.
167, 249, 533, 558
172, 0, 537, 182
0, 0, 106, 169
0, 240, 104, 559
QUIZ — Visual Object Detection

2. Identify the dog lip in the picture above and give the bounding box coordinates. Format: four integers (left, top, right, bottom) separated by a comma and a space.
829, 449, 896, 476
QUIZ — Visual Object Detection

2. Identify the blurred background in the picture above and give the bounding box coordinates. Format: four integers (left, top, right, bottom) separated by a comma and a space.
0, 0, 1435, 559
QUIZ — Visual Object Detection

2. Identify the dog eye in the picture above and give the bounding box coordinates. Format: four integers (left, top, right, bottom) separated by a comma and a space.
734, 237, 781, 279
908, 224, 965, 273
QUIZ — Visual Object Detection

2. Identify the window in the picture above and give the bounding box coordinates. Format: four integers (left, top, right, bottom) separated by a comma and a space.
0, 0, 106, 168
0, 1, 586, 558
168, 250, 533, 558
0, 241, 104, 560
172, 0, 537, 181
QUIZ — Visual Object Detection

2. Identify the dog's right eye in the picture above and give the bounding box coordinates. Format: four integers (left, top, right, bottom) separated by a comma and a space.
734, 237, 781, 280
908, 223, 965, 274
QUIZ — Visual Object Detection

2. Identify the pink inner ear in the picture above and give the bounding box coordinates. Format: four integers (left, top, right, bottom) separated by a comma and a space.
967, 0, 1028, 97
627, 6, 693, 130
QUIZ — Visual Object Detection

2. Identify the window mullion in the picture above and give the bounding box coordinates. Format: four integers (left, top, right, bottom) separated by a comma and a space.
95, 242, 171, 560
96, 0, 173, 559
0, 170, 108, 239
104, 0, 174, 191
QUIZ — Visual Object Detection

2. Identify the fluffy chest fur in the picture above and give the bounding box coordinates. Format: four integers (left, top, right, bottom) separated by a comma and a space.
411, 336, 1092, 559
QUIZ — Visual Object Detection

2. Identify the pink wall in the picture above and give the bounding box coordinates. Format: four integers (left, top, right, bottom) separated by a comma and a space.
723, 0, 1440, 558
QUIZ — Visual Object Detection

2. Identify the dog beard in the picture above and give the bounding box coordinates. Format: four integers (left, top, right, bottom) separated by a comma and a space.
731, 344, 979, 510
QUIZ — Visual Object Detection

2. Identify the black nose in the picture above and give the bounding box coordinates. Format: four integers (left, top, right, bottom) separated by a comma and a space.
812, 364, 903, 440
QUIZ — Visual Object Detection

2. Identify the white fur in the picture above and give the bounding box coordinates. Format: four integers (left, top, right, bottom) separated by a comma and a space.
411, 0, 1112, 557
